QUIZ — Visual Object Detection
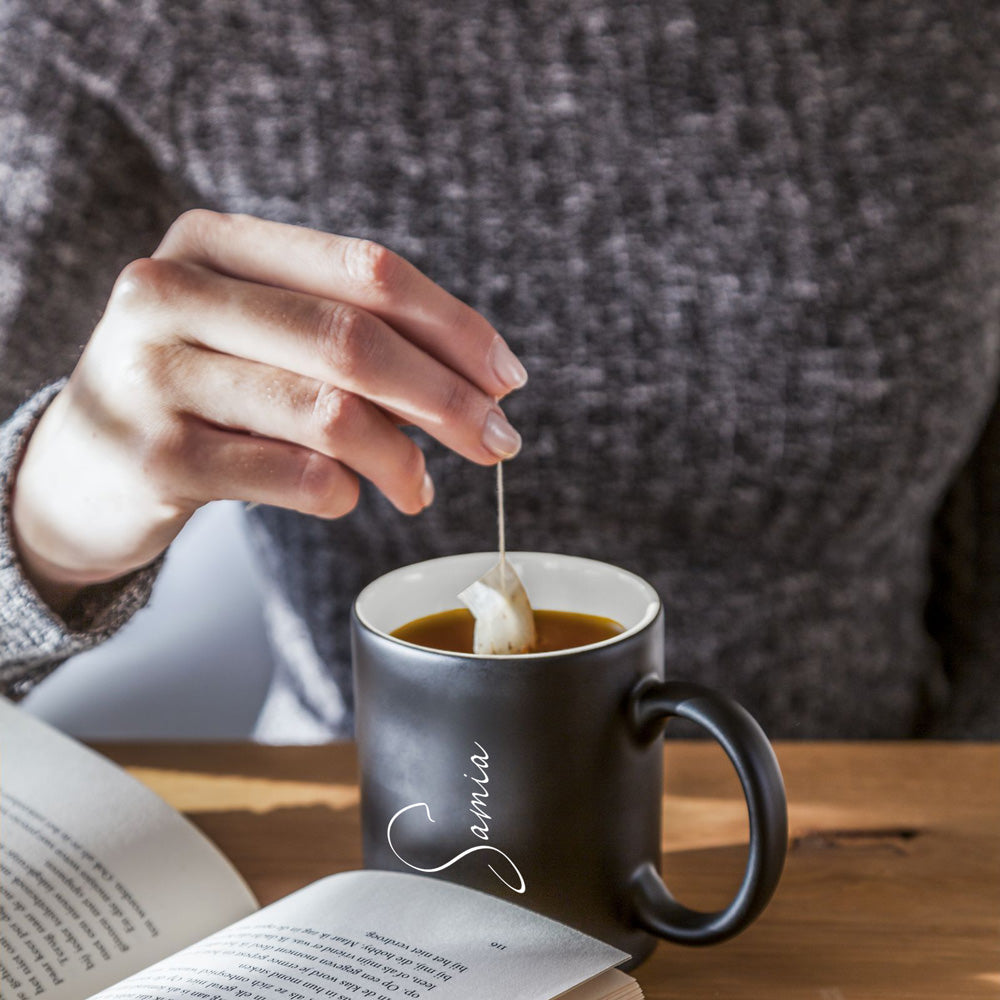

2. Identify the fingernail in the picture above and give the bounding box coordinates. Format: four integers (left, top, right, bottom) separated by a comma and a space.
483, 409, 522, 458
420, 471, 435, 508
489, 338, 528, 390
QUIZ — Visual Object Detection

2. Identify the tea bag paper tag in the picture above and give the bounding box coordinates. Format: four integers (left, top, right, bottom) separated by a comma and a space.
459, 561, 537, 654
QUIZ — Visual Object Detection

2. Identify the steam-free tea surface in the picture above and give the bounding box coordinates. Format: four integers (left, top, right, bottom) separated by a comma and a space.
391, 608, 624, 653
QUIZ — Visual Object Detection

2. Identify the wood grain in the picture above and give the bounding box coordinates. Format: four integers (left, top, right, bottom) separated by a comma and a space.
94, 741, 1000, 1000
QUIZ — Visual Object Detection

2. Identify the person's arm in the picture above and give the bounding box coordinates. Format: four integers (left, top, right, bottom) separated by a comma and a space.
2, 8, 526, 700
925, 390, 1000, 737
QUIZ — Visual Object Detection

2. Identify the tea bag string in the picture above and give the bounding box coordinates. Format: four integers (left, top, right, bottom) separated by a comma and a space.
497, 461, 506, 588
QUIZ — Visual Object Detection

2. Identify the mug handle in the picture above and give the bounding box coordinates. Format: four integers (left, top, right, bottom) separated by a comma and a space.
627, 677, 788, 945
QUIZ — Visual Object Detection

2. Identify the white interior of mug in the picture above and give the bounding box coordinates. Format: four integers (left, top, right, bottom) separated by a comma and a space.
354, 551, 661, 658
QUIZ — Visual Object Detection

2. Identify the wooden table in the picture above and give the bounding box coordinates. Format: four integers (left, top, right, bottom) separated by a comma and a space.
94, 741, 1000, 1000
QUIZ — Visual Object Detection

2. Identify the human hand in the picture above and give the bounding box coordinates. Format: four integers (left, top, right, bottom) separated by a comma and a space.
11, 211, 526, 611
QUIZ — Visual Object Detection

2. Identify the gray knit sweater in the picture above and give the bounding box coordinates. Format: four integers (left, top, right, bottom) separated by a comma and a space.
2, 0, 998, 739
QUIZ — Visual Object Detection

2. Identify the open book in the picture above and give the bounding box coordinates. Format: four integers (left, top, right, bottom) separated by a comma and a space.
0, 700, 642, 1000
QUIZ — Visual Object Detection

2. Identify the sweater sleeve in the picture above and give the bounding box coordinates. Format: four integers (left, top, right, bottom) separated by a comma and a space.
926, 389, 1000, 738
0, 382, 163, 700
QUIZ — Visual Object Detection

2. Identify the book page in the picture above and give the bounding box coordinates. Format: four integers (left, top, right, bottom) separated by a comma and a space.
92, 870, 639, 1000
0, 700, 257, 1000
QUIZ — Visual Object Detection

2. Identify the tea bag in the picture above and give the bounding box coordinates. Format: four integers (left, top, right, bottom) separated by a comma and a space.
458, 463, 537, 654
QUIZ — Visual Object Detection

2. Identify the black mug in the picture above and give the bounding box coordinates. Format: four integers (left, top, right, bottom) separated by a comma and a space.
352, 552, 787, 967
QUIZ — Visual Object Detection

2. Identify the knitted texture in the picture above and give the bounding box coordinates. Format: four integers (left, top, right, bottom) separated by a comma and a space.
1, 1, 998, 737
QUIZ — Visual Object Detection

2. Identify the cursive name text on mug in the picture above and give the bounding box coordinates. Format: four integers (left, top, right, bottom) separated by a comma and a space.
386, 742, 526, 894
467, 742, 491, 840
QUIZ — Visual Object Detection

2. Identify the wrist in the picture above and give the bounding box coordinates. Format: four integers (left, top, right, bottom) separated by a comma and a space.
9, 402, 127, 615
10, 504, 99, 615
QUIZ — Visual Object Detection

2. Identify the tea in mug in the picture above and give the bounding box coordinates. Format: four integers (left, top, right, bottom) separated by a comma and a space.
391, 608, 624, 654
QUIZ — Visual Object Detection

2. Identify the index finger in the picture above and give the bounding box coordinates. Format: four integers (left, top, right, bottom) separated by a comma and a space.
153, 210, 528, 398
